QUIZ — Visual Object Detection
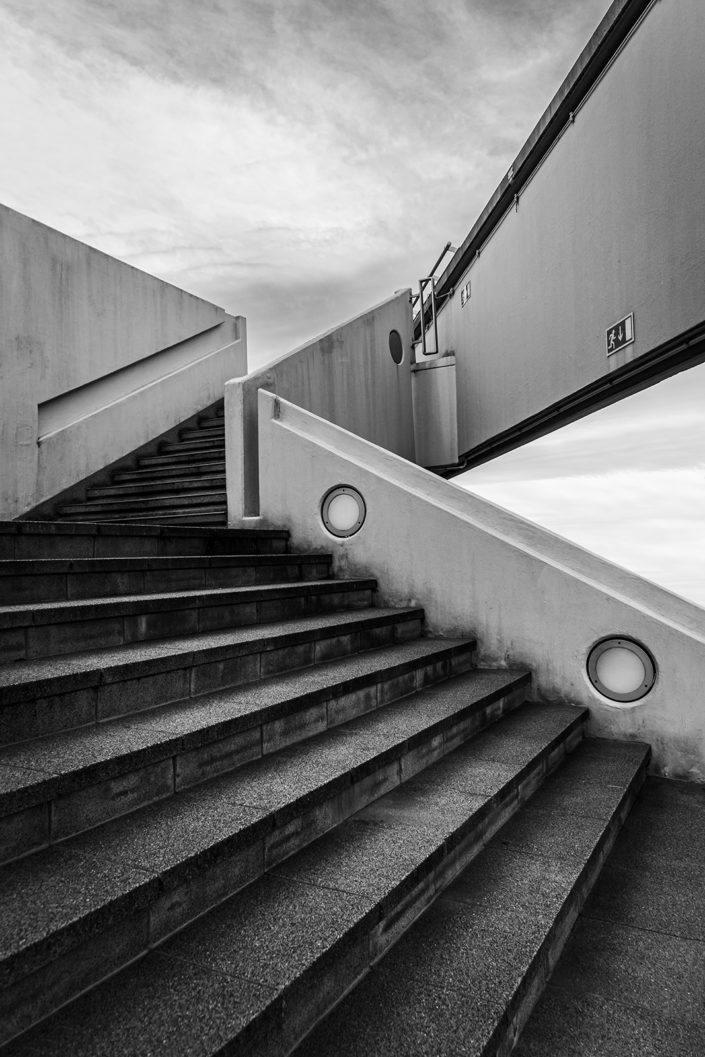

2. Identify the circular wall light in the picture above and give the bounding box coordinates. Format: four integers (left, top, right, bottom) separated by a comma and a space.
388, 329, 404, 365
320, 486, 366, 538
587, 637, 656, 704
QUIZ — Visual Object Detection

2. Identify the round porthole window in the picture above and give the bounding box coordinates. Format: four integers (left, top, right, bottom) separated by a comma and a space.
320, 486, 366, 538
388, 329, 404, 365
587, 637, 656, 703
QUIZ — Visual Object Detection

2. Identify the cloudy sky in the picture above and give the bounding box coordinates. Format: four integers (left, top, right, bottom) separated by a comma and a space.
1, 0, 702, 607
0, 0, 608, 363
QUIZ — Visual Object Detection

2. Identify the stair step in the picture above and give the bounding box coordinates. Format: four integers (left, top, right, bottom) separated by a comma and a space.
57, 509, 228, 526
159, 437, 225, 454
178, 426, 225, 442
57, 491, 227, 516
0, 607, 425, 746
113, 461, 225, 483
0, 522, 288, 560
0, 554, 333, 604
0, 637, 482, 853
295, 739, 649, 1057
0, 578, 378, 662
0, 700, 590, 1053
86, 476, 226, 500
137, 449, 226, 469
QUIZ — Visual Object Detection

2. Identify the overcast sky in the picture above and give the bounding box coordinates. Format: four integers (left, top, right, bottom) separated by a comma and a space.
1, 0, 702, 607
0, 0, 608, 363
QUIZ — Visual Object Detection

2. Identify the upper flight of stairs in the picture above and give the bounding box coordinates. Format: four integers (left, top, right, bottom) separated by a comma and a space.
50, 403, 227, 526
0, 519, 651, 1056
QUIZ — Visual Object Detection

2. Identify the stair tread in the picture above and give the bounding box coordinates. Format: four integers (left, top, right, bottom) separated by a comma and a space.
88, 476, 226, 497
0, 638, 481, 811
0, 607, 425, 699
294, 739, 649, 1057
0, 577, 377, 626
58, 491, 227, 513
0, 696, 567, 985
0, 704, 607, 1057
0, 553, 331, 575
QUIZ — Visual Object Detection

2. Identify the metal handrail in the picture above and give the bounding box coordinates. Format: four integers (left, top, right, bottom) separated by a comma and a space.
412, 242, 458, 356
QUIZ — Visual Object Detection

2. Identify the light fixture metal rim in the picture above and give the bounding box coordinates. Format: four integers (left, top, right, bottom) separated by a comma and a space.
586, 635, 656, 703
320, 485, 367, 538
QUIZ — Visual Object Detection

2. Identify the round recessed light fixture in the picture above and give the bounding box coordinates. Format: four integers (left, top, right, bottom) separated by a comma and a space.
388, 329, 404, 365
587, 637, 656, 704
320, 485, 366, 538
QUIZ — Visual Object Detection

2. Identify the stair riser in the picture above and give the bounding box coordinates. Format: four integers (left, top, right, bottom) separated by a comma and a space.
87, 478, 226, 500
0, 561, 333, 605
178, 427, 225, 441
275, 725, 592, 1057
113, 462, 225, 483
136, 450, 226, 469
0, 587, 376, 663
0, 643, 479, 862
159, 438, 225, 454
58, 492, 227, 515
491, 763, 648, 1057
58, 510, 228, 526
0, 613, 425, 748
0, 681, 535, 1046
0, 531, 288, 561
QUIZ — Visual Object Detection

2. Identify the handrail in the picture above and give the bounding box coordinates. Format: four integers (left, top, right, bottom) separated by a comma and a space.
411, 242, 457, 356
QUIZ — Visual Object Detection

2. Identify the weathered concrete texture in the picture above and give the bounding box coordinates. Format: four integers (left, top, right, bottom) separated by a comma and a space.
5, 701, 591, 1056
434, 0, 705, 459
0, 204, 247, 519
292, 739, 648, 1057
256, 388, 705, 779
225, 289, 414, 519
516, 776, 705, 1056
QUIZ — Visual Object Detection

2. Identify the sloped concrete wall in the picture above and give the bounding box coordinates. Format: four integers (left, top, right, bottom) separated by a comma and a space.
0, 204, 246, 518
256, 389, 705, 781
430, 0, 705, 458
225, 290, 414, 519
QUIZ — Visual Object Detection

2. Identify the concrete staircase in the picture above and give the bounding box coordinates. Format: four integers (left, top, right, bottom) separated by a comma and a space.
0, 519, 649, 1056
51, 404, 227, 526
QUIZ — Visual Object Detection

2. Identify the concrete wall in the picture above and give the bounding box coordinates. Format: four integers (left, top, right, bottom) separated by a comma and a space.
256, 389, 705, 781
225, 291, 414, 519
0, 204, 247, 518
429, 0, 705, 456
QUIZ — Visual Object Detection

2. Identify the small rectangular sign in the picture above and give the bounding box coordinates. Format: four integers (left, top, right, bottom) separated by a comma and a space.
606, 312, 634, 356
460, 280, 471, 307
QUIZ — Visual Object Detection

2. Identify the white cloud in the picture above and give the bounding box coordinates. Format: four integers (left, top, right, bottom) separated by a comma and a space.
0, 0, 608, 362
458, 362, 705, 607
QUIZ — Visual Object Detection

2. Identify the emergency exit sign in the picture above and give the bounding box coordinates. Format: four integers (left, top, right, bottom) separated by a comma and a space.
606, 312, 634, 356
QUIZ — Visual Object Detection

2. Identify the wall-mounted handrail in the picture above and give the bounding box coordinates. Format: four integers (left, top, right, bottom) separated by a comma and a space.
412, 242, 457, 356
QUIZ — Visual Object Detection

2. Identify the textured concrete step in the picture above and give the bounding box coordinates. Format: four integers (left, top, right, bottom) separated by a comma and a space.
0, 700, 591, 1054
86, 476, 226, 500
178, 426, 225, 442
0, 672, 538, 1047
296, 738, 649, 1057
136, 449, 226, 468
57, 491, 228, 517
0, 554, 333, 605
56, 508, 228, 526
0, 607, 425, 745
0, 578, 378, 662
0, 637, 480, 856
159, 437, 225, 454
113, 461, 226, 483
0, 522, 288, 560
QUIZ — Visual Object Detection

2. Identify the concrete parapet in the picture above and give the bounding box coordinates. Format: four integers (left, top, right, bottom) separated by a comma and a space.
224, 290, 414, 521
256, 388, 705, 781
0, 204, 246, 518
